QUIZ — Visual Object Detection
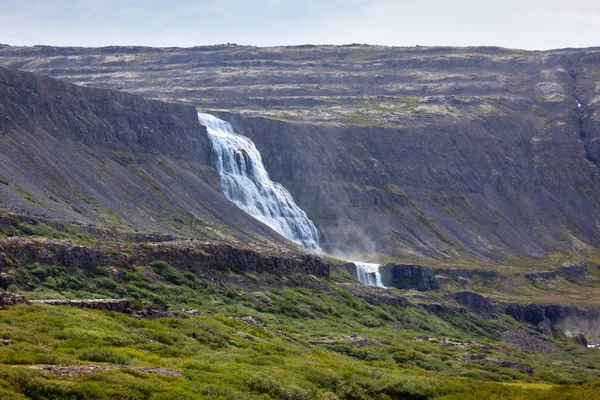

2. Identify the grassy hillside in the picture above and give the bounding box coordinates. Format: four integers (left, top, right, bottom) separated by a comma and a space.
0, 285, 599, 399
0, 221, 599, 398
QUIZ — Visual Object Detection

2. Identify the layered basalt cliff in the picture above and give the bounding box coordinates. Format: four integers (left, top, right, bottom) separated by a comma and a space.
0, 237, 330, 283
454, 291, 600, 340
1, 46, 600, 261
379, 263, 500, 291
0, 66, 296, 249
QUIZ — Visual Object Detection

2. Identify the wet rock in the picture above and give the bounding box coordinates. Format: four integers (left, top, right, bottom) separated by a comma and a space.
343, 262, 358, 277
573, 334, 588, 347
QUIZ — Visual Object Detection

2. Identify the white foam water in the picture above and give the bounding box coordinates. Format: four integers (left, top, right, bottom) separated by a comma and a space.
198, 113, 321, 251
353, 262, 385, 288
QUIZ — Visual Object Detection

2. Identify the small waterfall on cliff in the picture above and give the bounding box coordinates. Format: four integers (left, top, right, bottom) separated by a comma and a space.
198, 113, 321, 251
353, 262, 385, 288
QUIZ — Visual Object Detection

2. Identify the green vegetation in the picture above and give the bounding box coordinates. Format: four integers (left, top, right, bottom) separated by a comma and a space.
0, 247, 598, 398
536, 94, 566, 103
10, 187, 39, 204
0, 219, 94, 244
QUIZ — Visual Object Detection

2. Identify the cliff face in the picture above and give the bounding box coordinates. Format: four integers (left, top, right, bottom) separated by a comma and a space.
221, 111, 600, 261
0, 66, 295, 249
1, 45, 600, 261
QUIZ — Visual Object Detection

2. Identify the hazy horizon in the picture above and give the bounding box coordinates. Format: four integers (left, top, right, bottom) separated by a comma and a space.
2, 0, 600, 51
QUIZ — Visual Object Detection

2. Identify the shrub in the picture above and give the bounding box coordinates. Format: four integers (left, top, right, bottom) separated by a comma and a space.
78, 348, 131, 365
149, 261, 182, 284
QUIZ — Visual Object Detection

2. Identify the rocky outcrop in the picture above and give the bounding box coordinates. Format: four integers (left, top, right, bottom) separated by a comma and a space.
454, 290, 600, 339
501, 328, 559, 354
343, 262, 358, 277
0, 292, 28, 306
20, 296, 199, 319
143, 242, 329, 277
452, 291, 504, 314
573, 334, 588, 347
27, 365, 183, 378
0, 237, 331, 277
344, 283, 410, 307
462, 353, 534, 375
32, 298, 131, 312
523, 271, 557, 282
380, 263, 501, 291
560, 261, 588, 277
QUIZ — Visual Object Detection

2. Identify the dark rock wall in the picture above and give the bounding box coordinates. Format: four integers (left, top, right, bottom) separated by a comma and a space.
222, 109, 600, 262
0, 66, 211, 161
0, 238, 330, 278
0, 66, 293, 248
380, 263, 500, 291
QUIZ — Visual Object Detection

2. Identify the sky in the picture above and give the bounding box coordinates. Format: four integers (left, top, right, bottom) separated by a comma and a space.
1, 0, 599, 50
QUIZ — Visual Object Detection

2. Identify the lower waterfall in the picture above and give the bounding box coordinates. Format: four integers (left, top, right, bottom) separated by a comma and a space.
353, 262, 385, 288
198, 113, 321, 252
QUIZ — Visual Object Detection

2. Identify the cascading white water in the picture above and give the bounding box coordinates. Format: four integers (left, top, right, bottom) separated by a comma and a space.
199, 112, 385, 288
353, 262, 385, 288
198, 113, 321, 252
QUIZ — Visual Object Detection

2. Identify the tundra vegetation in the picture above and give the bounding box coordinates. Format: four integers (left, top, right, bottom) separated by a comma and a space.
0, 221, 599, 399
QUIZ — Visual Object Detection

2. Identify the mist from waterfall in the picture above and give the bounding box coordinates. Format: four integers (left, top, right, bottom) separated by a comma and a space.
198, 113, 321, 251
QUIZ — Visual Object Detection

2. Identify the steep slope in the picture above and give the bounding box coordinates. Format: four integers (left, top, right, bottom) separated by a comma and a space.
0, 65, 297, 250
1, 45, 600, 262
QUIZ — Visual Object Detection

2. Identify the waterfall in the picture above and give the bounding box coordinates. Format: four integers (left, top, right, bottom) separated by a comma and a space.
353, 262, 385, 288
198, 113, 321, 251
199, 112, 385, 288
